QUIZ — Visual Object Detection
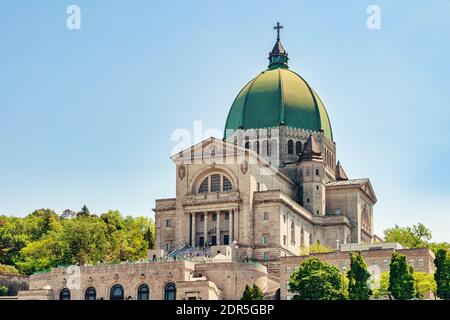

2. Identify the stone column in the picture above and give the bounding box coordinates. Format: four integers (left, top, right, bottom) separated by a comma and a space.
191, 212, 196, 247
228, 210, 233, 243
216, 211, 220, 245
203, 212, 208, 247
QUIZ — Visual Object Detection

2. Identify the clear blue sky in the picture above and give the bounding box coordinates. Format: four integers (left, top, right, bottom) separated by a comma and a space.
1, 1, 449, 242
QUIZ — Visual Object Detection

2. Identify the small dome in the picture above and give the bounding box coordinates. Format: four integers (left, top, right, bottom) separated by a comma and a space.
224, 68, 333, 141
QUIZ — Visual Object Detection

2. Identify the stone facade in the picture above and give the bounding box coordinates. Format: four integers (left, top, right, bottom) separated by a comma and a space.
155, 135, 377, 276
19, 257, 272, 300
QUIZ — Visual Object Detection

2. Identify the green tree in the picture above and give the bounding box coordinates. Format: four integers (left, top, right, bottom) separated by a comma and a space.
388, 252, 415, 300
0, 216, 29, 266
77, 205, 90, 218
413, 272, 437, 299
429, 242, 450, 255
0, 264, 20, 275
1, 209, 154, 274
251, 284, 264, 300
299, 243, 333, 256
434, 249, 450, 300
144, 227, 155, 250
15, 232, 68, 274
241, 285, 253, 300
241, 284, 264, 300
61, 217, 110, 265
384, 223, 431, 248
27, 209, 62, 239
0, 285, 8, 296
347, 252, 371, 300
289, 257, 344, 300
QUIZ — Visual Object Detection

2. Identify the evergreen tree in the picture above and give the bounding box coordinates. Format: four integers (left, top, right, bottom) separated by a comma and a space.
434, 249, 450, 300
347, 252, 372, 300
77, 205, 90, 218
388, 252, 415, 300
241, 284, 264, 300
144, 227, 155, 250
251, 284, 264, 300
241, 285, 253, 300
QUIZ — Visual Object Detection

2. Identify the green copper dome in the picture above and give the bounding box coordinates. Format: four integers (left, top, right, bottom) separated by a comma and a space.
224, 25, 333, 141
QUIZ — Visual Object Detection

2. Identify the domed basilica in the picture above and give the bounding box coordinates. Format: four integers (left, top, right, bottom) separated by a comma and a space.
17, 24, 435, 301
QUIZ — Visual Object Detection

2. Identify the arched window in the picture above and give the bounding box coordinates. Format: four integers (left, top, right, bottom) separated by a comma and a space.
265, 140, 270, 156
290, 221, 295, 244
164, 283, 176, 300
245, 141, 251, 149
287, 140, 294, 155
197, 174, 233, 193
198, 177, 209, 193
59, 288, 70, 301
362, 208, 370, 231
300, 227, 304, 247
110, 284, 124, 300
137, 284, 149, 300
223, 176, 232, 191
85, 287, 96, 300
295, 141, 302, 155
271, 139, 277, 156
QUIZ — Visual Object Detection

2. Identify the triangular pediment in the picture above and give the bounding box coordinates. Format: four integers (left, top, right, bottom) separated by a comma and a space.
171, 137, 256, 164
326, 178, 377, 204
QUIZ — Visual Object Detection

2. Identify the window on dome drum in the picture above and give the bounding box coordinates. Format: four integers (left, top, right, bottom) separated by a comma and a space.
262, 140, 268, 155
164, 283, 176, 300
223, 176, 232, 191
256, 141, 260, 154
59, 288, 70, 301
287, 140, 294, 154
245, 141, 250, 149
210, 174, 221, 192
85, 287, 96, 300
271, 139, 277, 155
295, 141, 302, 155
137, 284, 149, 300
110, 284, 124, 300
